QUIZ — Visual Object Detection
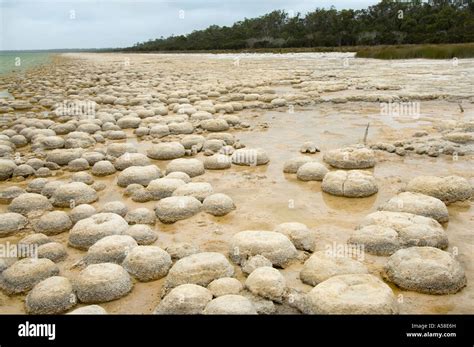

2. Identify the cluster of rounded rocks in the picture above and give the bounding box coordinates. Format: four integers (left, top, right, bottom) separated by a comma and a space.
371, 120, 474, 158
0, 55, 472, 316
0, 57, 288, 315
224, 224, 402, 314
346, 174, 471, 295
284, 144, 379, 198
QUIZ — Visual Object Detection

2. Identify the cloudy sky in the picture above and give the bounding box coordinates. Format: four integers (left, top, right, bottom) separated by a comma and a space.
0, 0, 379, 50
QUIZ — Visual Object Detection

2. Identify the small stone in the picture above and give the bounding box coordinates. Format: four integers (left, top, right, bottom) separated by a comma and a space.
69, 204, 96, 224
299, 251, 368, 286
33, 211, 72, 235
300, 141, 320, 154
125, 208, 156, 225
207, 277, 243, 297
323, 145, 375, 169
274, 222, 315, 251
305, 274, 398, 314
163, 252, 234, 295
100, 201, 128, 217
0, 212, 28, 237
155, 196, 201, 224
0, 258, 59, 294
296, 162, 328, 181
203, 295, 257, 314
74, 263, 133, 303
165, 243, 200, 261
37, 242, 68, 262
125, 224, 158, 245
68, 305, 107, 314
245, 267, 286, 302
26, 276, 76, 314
85, 235, 138, 265
154, 284, 212, 314
9, 193, 53, 216
202, 193, 236, 216
122, 246, 172, 282
229, 230, 297, 268
322, 170, 378, 198
382, 247, 467, 294
69, 213, 129, 250
241, 255, 273, 275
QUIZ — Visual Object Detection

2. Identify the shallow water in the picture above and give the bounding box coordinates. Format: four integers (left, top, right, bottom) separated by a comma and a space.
0, 52, 52, 76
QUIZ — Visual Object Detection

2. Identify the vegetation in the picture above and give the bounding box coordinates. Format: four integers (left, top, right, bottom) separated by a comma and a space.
125, 0, 474, 52
356, 43, 474, 59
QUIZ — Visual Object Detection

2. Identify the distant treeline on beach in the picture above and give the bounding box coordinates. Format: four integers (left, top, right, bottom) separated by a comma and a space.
124, 0, 474, 52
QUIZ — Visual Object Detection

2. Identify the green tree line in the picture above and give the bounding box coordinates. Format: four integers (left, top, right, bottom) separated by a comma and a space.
125, 0, 474, 51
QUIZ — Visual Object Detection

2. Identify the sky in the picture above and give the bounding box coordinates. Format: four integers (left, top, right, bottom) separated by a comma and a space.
0, 0, 379, 50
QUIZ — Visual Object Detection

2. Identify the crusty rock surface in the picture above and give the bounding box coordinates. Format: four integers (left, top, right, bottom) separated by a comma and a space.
0, 258, 59, 294
202, 193, 236, 216
405, 175, 472, 204
51, 182, 98, 207
122, 246, 172, 282
67, 305, 107, 314
33, 211, 72, 235
299, 251, 368, 286
84, 235, 138, 264
154, 284, 212, 314
273, 222, 315, 251
165, 158, 205, 177
231, 148, 269, 166
322, 170, 378, 198
117, 165, 162, 187
382, 247, 467, 294
0, 212, 28, 237
8, 193, 53, 216
229, 230, 297, 268
74, 263, 133, 303
68, 213, 129, 250
305, 274, 398, 314
154, 196, 201, 223
203, 295, 257, 314
245, 267, 286, 302
162, 252, 234, 295
323, 145, 375, 169
348, 211, 448, 256
26, 276, 76, 314
296, 162, 329, 181
379, 192, 449, 223
207, 277, 243, 297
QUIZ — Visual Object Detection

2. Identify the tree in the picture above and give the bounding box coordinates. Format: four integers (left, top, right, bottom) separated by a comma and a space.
124, 1, 474, 51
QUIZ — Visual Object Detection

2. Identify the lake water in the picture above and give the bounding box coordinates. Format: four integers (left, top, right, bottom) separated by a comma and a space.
0, 52, 52, 75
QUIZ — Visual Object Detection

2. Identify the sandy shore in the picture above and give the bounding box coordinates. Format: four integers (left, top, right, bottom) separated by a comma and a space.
0, 52, 472, 314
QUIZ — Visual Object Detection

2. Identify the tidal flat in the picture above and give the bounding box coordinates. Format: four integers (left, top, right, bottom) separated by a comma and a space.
0, 52, 472, 314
